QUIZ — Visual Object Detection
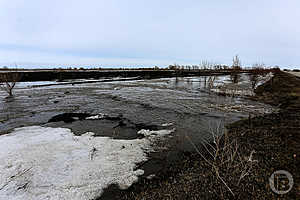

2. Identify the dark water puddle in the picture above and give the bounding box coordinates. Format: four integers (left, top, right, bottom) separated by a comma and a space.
48, 113, 92, 123
47, 112, 167, 139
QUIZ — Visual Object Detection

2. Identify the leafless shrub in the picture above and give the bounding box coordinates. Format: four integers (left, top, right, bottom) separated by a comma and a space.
185, 120, 258, 197
207, 76, 216, 89
248, 63, 268, 89
249, 73, 259, 89
0, 73, 22, 97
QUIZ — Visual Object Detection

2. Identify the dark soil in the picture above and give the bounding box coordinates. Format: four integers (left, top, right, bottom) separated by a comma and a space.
255, 71, 300, 110
99, 71, 300, 200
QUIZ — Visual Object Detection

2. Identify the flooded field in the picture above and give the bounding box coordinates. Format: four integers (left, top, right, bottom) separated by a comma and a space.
1, 75, 273, 144
0, 75, 274, 199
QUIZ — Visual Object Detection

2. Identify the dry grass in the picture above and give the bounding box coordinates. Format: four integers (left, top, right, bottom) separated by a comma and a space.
185, 120, 258, 197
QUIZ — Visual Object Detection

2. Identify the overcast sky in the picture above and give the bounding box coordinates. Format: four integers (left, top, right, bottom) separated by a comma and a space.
0, 0, 299, 68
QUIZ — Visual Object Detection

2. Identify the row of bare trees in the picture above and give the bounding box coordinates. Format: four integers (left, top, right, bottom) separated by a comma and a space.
168, 55, 280, 75
168, 62, 233, 71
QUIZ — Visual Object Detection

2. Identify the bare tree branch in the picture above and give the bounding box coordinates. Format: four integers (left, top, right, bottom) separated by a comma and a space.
0, 72, 22, 97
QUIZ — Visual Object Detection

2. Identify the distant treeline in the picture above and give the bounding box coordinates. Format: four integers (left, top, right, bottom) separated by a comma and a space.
0, 64, 283, 72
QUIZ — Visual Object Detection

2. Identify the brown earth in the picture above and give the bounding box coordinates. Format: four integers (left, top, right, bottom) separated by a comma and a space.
255, 71, 300, 110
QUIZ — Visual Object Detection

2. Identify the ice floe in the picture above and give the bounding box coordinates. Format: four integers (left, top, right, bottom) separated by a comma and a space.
161, 122, 174, 127
138, 129, 175, 138
0, 126, 173, 200
85, 113, 108, 120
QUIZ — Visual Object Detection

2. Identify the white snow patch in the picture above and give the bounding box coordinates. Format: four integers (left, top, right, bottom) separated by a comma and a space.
16, 81, 61, 88
85, 113, 108, 120
138, 129, 175, 138
161, 122, 174, 127
0, 126, 173, 200
146, 174, 156, 180
211, 88, 254, 96
256, 72, 273, 88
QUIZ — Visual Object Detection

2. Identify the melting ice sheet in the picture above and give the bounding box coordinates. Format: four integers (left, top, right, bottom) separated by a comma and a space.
0, 126, 174, 200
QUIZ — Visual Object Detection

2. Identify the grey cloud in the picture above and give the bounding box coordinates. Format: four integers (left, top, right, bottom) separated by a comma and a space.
0, 0, 299, 68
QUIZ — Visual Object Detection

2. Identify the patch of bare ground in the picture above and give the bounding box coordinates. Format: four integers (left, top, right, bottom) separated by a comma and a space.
99, 71, 300, 200
255, 71, 300, 110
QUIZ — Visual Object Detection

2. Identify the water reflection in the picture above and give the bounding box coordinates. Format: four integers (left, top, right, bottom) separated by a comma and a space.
170, 75, 225, 91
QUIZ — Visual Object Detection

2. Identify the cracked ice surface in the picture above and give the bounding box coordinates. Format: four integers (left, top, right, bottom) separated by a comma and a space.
0, 126, 174, 200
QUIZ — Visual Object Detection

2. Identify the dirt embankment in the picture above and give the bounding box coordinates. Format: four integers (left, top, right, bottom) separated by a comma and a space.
255, 71, 300, 110
99, 71, 300, 200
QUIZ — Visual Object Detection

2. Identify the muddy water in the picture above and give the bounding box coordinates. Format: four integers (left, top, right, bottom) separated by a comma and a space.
0, 76, 272, 179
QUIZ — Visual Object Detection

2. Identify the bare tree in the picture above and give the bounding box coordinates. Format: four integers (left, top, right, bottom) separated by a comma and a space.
0, 73, 21, 97
232, 55, 241, 69
230, 55, 242, 83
